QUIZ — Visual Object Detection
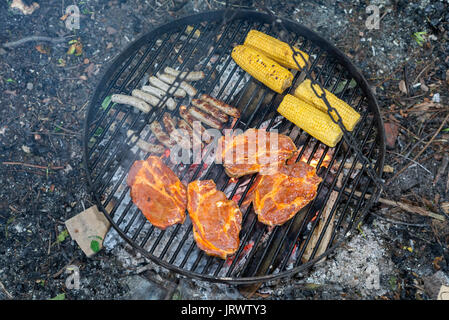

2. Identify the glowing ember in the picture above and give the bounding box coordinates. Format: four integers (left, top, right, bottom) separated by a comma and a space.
225, 241, 254, 266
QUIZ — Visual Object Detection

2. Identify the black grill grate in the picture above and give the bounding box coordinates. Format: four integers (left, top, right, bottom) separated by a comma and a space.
83, 10, 385, 284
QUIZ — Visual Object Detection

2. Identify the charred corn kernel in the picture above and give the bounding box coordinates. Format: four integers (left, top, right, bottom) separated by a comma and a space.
243, 29, 309, 70
294, 79, 361, 131
231, 45, 293, 94
277, 94, 343, 148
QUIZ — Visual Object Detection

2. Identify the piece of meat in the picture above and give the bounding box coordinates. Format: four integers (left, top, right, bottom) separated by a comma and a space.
179, 105, 213, 143
111, 94, 151, 113
157, 73, 197, 97
191, 99, 229, 123
163, 66, 205, 81
252, 161, 322, 226
162, 112, 190, 150
200, 94, 240, 118
188, 105, 224, 129
149, 76, 186, 98
126, 156, 187, 229
187, 180, 242, 259
149, 121, 176, 149
216, 128, 297, 178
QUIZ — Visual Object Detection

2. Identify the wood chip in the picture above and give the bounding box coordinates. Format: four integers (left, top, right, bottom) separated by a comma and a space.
399, 80, 408, 95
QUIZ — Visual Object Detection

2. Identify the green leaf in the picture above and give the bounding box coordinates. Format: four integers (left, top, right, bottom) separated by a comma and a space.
334, 79, 357, 95
101, 95, 115, 110
49, 293, 66, 300
94, 127, 103, 137
90, 240, 100, 253
442, 128, 449, 133
6, 78, 15, 83
56, 230, 69, 243
412, 31, 427, 47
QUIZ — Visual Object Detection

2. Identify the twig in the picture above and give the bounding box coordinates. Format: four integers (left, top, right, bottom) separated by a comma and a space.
387, 113, 449, 185
2, 161, 65, 170
0, 281, 13, 299
348, 189, 446, 221
2, 36, 68, 48
434, 154, 449, 186
413, 61, 434, 84
388, 151, 432, 175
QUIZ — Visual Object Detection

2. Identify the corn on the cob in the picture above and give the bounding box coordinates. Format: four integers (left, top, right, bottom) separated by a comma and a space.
231, 45, 293, 94
294, 79, 361, 131
243, 30, 309, 70
277, 94, 343, 148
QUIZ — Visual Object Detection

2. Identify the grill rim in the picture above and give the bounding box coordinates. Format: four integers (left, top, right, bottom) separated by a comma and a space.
82, 9, 385, 284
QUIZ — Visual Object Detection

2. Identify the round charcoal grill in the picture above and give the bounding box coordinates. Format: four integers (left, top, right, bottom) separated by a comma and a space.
83, 10, 385, 284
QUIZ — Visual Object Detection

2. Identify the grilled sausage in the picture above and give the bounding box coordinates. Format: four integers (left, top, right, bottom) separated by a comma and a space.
164, 66, 205, 81
149, 76, 186, 98
136, 139, 166, 154
162, 113, 190, 150
179, 106, 212, 143
126, 130, 165, 154
188, 105, 223, 129
111, 94, 151, 113
131, 89, 174, 110
157, 73, 197, 97
141, 85, 165, 99
149, 121, 176, 149
191, 99, 228, 123
200, 94, 240, 118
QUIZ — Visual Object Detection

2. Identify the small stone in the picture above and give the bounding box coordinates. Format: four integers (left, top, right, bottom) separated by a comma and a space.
26, 82, 33, 90
21, 145, 31, 153
106, 26, 117, 35
432, 93, 440, 103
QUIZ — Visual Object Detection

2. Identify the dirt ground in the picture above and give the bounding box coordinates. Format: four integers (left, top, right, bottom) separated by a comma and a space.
0, 0, 448, 300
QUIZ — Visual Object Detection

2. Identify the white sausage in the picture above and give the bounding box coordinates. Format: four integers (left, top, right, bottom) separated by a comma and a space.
157, 73, 197, 97
132, 89, 176, 110
111, 94, 151, 113
164, 66, 205, 81
149, 76, 186, 98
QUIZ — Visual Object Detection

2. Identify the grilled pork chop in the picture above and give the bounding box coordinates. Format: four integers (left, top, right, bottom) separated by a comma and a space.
127, 156, 186, 229
187, 180, 242, 259
252, 161, 322, 226
216, 128, 297, 178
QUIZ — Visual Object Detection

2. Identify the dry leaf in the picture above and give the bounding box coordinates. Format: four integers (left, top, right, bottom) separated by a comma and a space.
442, 202, 449, 214
399, 80, 408, 94
420, 79, 429, 92
35, 45, 49, 54
10, 0, 39, 15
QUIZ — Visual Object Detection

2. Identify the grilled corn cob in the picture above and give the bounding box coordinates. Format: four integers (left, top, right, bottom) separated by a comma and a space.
243, 29, 309, 70
294, 79, 361, 131
277, 94, 343, 148
231, 45, 293, 94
